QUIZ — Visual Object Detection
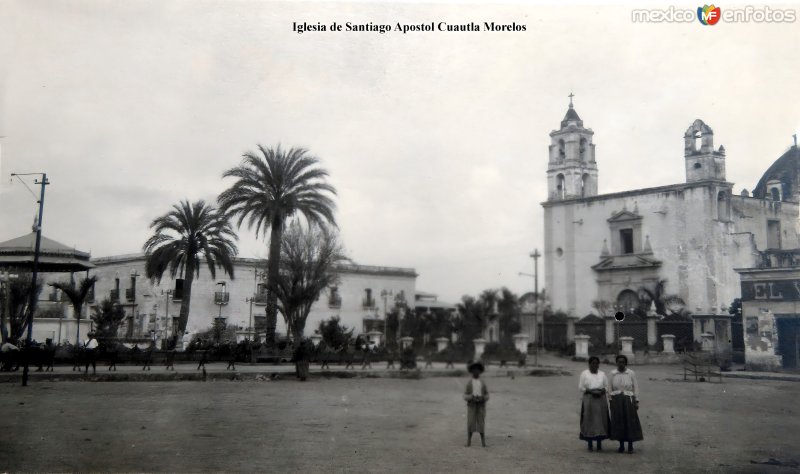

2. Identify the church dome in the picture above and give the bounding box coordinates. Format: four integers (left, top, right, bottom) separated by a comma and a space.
752, 145, 800, 202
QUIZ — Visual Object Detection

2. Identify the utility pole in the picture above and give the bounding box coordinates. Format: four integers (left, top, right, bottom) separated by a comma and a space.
381, 289, 392, 346
16, 172, 49, 387
519, 249, 542, 366
530, 249, 541, 356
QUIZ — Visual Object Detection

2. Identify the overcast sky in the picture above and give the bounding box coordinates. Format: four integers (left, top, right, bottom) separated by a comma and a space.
0, 1, 798, 303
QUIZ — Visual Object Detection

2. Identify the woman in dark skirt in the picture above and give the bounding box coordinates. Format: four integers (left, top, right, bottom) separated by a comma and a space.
609, 354, 643, 453
578, 356, 610, 451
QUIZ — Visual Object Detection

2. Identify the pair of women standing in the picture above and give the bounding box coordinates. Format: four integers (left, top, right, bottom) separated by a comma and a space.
578, 355, 643, 453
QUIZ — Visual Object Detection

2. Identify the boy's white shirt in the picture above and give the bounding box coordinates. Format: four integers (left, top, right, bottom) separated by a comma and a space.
471, 378, 483, 396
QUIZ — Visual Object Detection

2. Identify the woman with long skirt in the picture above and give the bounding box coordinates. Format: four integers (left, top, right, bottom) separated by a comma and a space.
578, 356, 610, 451
609, 354, 643, 453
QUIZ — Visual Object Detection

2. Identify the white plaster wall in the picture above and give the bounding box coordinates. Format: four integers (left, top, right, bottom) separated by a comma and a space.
58, 257, 416, 340
544, 184, 798, 318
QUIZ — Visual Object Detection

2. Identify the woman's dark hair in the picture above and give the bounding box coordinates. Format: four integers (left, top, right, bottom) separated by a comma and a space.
615, 354, 628, 364
588, 356, 600, 364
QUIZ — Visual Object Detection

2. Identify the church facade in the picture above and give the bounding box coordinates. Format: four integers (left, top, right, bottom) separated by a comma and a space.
542, 99, 800, 336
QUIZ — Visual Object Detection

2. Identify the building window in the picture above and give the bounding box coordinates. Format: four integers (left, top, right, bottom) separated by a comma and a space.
693, 162, 701, 169
579, 138, 587, 160
770, 187, 780, 202
581, 173, 590, 197
363, 288, 375, 309
254, 283, 268, 305
620, 229, 634, 254
717, 191, 730, 221
767, 220, 781, 249
558, 139, 565, 160
328, 286, 342, 308
556, 174, 566, 199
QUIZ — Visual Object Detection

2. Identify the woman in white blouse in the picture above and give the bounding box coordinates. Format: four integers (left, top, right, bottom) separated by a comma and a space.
609, 354, 643, 453
578, 356, 610, 451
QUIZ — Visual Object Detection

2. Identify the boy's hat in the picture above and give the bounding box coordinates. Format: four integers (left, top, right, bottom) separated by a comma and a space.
468, 361, 485, 373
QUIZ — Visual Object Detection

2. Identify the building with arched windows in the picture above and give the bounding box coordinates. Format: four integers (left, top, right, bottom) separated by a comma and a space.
542, 99, 800, 348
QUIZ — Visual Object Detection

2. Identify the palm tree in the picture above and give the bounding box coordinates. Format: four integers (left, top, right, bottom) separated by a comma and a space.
273, 221, 344, 347
50, 275, 98, 344
143, 200, 238, 337
636, 279, 686, 317
218, 145, 337, 343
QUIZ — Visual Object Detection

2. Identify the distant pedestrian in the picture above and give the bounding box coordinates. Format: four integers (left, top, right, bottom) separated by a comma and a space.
344, 346, 355, 370
424, 352, 434, 369
320, 347, 331, 370
84, 333, 99, 375
445, 352, 455, 369
609, 355, 643, 453
578, 356, 610, 452
164, 349, 176, 371
226, 342, 237, 370
197, 349, 208, 370
361, 345, 372, 370
386, 349, 396, 369
464, 361, 489, 447
142, 342, 154, 371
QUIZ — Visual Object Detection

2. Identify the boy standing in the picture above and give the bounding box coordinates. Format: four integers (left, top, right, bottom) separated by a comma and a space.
464, 361, 489, 447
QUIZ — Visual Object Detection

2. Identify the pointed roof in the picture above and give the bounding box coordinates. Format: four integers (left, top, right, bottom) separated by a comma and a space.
560, 103, 584, 128
0, 232, 94, 272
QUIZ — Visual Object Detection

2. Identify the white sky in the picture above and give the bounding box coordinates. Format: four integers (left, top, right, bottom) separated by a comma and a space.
0, 1, 798, 303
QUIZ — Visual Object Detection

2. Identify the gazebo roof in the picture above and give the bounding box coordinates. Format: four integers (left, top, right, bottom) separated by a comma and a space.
0, 232, 94, 272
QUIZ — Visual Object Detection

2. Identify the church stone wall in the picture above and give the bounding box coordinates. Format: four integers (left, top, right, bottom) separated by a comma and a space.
544, 183, 779, 319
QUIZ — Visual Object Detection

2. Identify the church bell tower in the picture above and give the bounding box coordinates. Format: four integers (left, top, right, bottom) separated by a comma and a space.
684, 119, 726, 182
547, 94, 598, 201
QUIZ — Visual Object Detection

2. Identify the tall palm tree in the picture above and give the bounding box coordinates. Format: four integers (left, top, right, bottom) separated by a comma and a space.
218, 145, 337, 343
143, 200, 238, 337
50, 275, 98, 344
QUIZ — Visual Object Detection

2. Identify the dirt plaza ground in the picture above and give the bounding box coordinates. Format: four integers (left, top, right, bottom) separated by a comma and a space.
1, 360, 799, 473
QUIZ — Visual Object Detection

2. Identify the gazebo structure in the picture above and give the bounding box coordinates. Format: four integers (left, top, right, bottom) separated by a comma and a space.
0, 232, 94, 272
0, 231, 95, 346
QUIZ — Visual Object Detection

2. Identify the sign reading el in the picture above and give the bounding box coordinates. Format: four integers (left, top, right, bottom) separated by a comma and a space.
741, 280, 800, 301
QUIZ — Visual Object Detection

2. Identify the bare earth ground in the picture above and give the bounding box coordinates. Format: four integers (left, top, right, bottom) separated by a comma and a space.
0, 361, 799, 473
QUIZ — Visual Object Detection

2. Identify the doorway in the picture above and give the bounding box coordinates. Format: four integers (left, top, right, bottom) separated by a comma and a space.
776, 318, 800, 369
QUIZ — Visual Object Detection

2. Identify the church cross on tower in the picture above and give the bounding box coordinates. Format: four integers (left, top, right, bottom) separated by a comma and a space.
568, 92, 575, 107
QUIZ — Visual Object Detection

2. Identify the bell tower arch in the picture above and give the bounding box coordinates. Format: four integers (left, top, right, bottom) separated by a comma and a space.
547, 93, 598, 201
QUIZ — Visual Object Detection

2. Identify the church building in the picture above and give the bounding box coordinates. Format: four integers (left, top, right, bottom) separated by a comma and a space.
542, 97, 800, 344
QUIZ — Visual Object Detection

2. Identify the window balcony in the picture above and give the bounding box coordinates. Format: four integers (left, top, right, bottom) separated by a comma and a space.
110, 289, 120, 302
362, 297, 376, 310
214, 292, 230, 305
86, 288, 95, 303
125, 288, 136, 302
172, 288, 183, 301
